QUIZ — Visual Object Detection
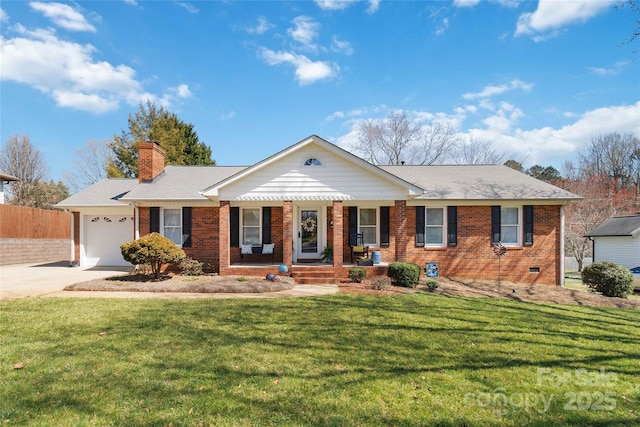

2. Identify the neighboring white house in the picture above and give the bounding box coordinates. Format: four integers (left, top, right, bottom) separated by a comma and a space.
585, 214, 640, 269
0, 172, 19, 204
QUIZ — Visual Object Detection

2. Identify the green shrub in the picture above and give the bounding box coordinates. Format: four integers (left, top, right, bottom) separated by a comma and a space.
388, 262, 421, 288
371, 276, 391, 290
582, 261, 634, 298
180, 257, 205, 276
349, 268, 367, 283
120, 233, 186, 279
426, 280, 439, 291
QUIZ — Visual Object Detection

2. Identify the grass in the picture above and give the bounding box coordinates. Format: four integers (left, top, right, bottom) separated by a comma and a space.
1, 294, 639, 426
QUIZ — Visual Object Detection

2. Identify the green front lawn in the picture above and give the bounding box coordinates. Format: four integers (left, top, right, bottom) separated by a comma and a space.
1, 295, 639, 426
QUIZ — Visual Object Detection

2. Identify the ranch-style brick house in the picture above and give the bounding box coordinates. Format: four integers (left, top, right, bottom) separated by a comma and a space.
57, 135, 580, 286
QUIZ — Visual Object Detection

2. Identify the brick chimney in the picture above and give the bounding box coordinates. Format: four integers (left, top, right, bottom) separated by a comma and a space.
138, 141, 166, 183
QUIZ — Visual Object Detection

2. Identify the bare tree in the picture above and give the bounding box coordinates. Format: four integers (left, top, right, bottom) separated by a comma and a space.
63, 139, 112, 193
0, 134, 49, 205
578, 132, 639, 192
451, 133, 505, 165
354, 111, 457, 165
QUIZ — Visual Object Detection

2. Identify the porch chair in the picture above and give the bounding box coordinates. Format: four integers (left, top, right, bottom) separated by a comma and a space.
350, 233, 369, 263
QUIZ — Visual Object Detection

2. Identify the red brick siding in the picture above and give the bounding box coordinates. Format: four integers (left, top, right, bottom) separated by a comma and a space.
138, 142, 165, 183
227, 207, 285, 265
138, 207, 150, 236
404, 205, 561, 286
183, 207, 219, 270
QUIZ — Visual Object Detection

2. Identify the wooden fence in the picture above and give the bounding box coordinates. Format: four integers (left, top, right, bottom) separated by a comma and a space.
0, 204, 70, 238
0, 204, 71, 265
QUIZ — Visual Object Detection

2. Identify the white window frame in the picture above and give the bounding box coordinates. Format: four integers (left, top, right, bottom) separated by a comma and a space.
425, 207, 446, 247
241, 207, 262, 245
359, 207, 378, 246
162, 208, 182, 247
501, 206, 521, 246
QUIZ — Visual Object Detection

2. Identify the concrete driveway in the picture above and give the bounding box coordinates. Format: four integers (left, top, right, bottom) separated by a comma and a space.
0, 262, 128, 300
0, 262, 339, 300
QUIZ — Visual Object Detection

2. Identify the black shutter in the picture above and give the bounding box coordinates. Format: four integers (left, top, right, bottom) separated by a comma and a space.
524, 205, 534, 246
348, 207, 358, 245
230, 207, 239, 247
491, 206, 501, 244
262, 207, 272, 244
150, 207, 160, 233
380, 206, 390, 247
447, 206, 458, 247
182, 207, 192, 247
415, 206, 425, 247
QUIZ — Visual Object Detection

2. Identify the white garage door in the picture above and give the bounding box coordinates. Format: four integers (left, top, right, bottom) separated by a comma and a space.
84, 215, 134, 266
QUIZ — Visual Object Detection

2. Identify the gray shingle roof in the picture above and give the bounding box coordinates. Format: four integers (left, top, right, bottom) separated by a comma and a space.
55, 178, 137, 208
120, 165, 246, 201
585, 215, 640, 237
380, 165, 581, 201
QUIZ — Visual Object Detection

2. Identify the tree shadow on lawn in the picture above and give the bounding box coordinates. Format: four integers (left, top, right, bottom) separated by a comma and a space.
8, 296, 639, 426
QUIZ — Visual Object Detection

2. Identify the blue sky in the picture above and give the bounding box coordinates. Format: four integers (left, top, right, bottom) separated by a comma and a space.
1, 0, 639, 185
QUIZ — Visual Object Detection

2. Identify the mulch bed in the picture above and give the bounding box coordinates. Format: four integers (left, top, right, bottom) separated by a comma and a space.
65, 273, 640, 308
65, 274, 295, 294
338, 278, 640, 309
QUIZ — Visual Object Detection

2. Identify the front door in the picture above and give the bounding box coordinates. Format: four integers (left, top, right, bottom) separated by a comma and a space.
297, 208, 323, 260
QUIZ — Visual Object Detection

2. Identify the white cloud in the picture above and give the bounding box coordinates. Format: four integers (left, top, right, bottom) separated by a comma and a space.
331, 36, 353, 55
467, 102, 640, 166
435, 18, 449, 36
332, 100, 640, 168
123, 0, 138, 5
177, 2, 198, 14
245, 17, 274, 35
259, 48, 337, 85
220, 111, 236, 120
587, 61, 629, 76
366, 0, 380, 14
53, 90, 118, 114
314, 0, 356, 11
453, 0, 481, 8
463, 79, 533, 100
515, 0, 616, 39
314, 0, 379, 13
288, 16, 320, 51
0, 25, 187, 113
1, 7, 9, 22
29, 2, 96, 32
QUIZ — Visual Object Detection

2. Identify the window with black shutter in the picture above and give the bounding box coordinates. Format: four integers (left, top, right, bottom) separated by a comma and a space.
523, 205, 534, 246
415, 206, 425, 247
447, 206, 457, 247
230, 207, 239, 247
182, 207, 192, 247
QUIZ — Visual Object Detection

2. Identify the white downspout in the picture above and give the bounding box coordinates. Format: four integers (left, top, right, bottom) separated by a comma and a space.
560, 205, 566, 288
135, 206, 140, 239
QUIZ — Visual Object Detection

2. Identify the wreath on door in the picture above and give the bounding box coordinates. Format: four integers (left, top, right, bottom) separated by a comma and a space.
302, 216, 317, 233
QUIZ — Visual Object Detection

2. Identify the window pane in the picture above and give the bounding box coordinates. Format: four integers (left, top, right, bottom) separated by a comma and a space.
165, 228, 182, 245
426, 208, 443, 226
360, 209, 376, 226
243, 209, 259, 226
502, 226, 518, 244
164, 209, 180, 227
426, 227, 443, 244
243, 227, 260, 245
502, 207, 519, 225
361, 227, 376, 246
